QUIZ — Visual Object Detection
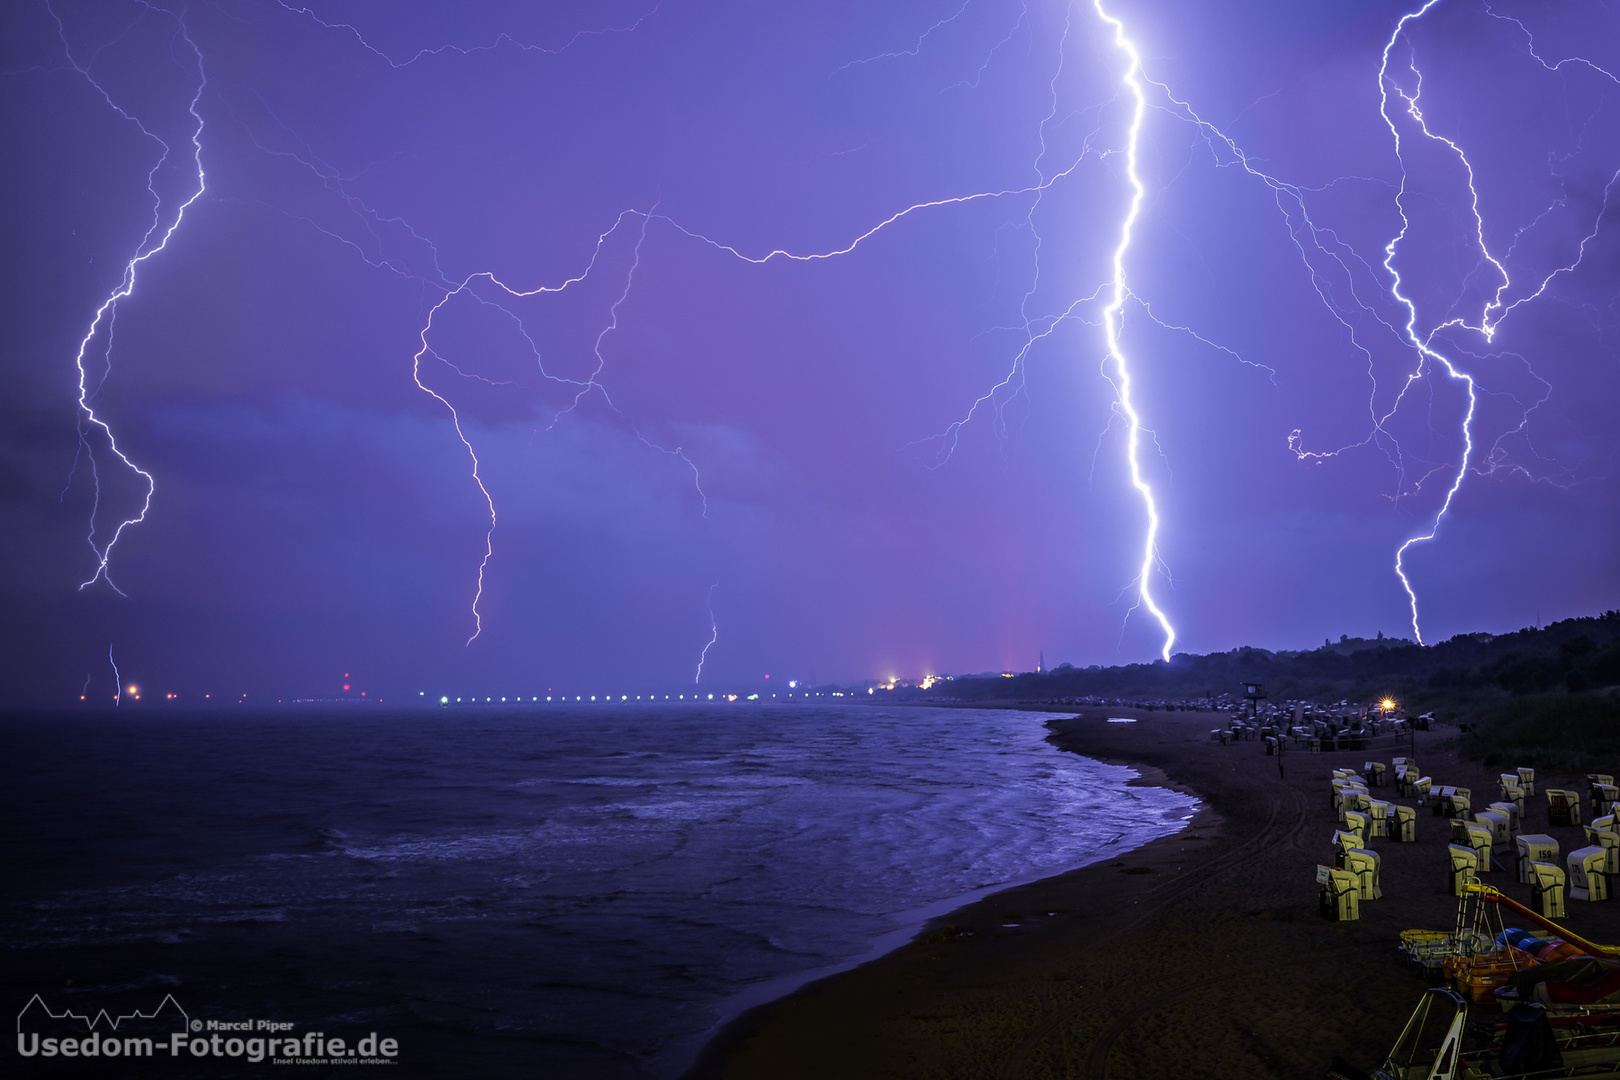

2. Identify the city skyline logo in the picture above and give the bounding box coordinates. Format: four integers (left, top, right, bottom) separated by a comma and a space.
16, 992, 190, 1035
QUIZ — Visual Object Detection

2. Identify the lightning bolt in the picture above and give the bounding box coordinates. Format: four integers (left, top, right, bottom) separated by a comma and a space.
695, 583, 719, 684
108, 644, 120, 706
53, 1, 207, 594
1092, 0, 1176, 662
47, 0, 1614, 670
1092, 0, 1617, 646
832, 0, 973, 75
1374, 1, 1617, 642
1378, 1, 1479, 645
271, 0, 665, 68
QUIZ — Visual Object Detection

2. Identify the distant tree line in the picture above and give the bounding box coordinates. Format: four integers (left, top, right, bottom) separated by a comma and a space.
916, 611, 1620, 714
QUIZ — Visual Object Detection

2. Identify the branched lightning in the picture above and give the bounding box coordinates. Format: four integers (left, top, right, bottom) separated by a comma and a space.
108, 644, 120, 706
43, 0, 1619, 673
832, 0, 973, 75
695, 583, 719, 683
52, 1, 207, 594
1086, 0, 1619, 645
272, 0, 665, 68
1373, 1, 1616, 641
1379, 2, 1479, 643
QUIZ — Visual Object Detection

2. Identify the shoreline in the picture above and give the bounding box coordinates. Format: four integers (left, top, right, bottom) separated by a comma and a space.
686, 705, 1620, 1079
671, 709, 1195, 1079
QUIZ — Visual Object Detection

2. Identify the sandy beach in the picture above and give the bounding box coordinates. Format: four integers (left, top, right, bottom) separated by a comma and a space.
687, 706, 1620, 1080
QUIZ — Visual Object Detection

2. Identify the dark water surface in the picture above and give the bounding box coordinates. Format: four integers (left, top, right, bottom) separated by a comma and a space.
1, 705, 1195, 1077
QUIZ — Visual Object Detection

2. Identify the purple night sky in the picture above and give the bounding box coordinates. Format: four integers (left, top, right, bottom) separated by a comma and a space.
2, 0, 1617, 705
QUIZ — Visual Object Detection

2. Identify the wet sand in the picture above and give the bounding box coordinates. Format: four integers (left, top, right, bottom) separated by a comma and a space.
687, 707, 1620, 1080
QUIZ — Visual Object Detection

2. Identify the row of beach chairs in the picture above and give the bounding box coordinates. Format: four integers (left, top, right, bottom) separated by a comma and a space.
1320, 762, 1620, 922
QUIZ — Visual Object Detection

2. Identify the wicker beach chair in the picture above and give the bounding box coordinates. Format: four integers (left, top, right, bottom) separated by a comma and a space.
1548, 789, 1582, 827
1568, 845, 1609, 902
1529, 861, 1566, 919
1516, 834, 1558, 884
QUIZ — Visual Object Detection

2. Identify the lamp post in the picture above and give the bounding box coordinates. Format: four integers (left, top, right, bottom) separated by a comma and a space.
1244, 681, 1266, 722
1243, 682, 1283, 779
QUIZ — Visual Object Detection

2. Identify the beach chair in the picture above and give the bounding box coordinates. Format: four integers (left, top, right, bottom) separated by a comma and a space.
1588, 773, 1614, 790
1584, 825, 1620, 875
1451, 820, 1492, 870
1548, 789, 1582, 827
1430, 784, 1455, 816
1475, 809, 1510, 854
1497, 783, 1526, 821
1394, 765, 1414, 796
1392, 804, 1417, 843
1596, 814, 1618, 833
1344, 810, 1369, 844
1529, 861, 1567, 919
1594, 783, 1619, 819
1364, 761, 1386, 788
1344, 848, 1381, 900
1448, 844, 1479, 896
1569, 846, 1609, 902
1516, 834, 1559, 884
1332, 830, 1360, 860
1517, 766, 1535, 796
1365, 799, 1391, 839
1318, 864, 1359, 921
1411, 776, 1432, 805
1445, 793, 1471, 820
1487, 800, 1521, 836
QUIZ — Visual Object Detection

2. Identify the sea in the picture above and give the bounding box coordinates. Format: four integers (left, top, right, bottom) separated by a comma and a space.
0, 704, 1197, 1077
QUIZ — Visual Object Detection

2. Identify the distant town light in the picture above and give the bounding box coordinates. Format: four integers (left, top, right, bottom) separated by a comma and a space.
788, 680, 797, 689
